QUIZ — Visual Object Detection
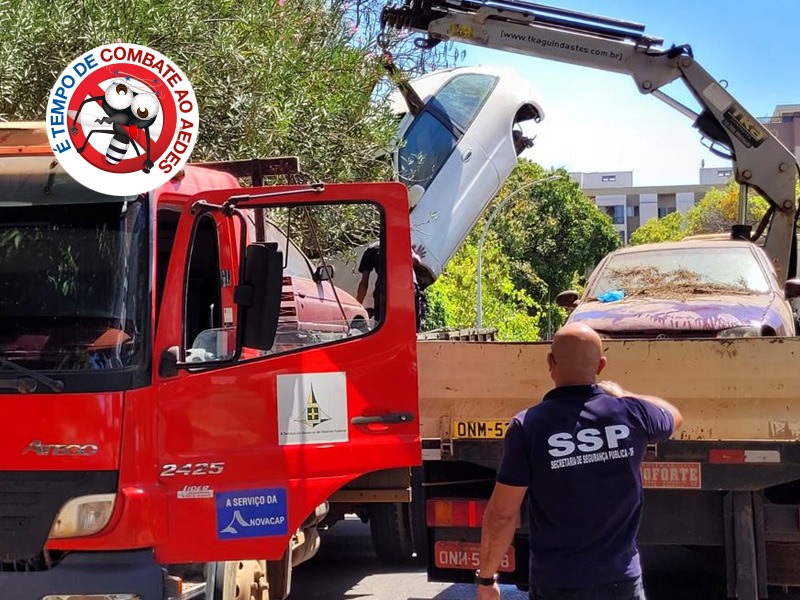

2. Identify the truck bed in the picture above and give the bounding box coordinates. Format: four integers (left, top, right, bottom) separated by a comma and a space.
417, 338, 800, 594
417, 337, 800, 441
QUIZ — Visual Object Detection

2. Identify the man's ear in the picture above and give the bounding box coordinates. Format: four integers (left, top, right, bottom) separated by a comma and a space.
547, 353, 555, 369
596, 356, 607, 375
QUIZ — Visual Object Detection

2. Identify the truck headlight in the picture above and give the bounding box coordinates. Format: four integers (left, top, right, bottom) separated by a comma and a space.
49, 494, 116, 539
717, 326, 761, 338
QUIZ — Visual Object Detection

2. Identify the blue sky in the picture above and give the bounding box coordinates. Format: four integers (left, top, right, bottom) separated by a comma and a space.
458, 0, 800, 185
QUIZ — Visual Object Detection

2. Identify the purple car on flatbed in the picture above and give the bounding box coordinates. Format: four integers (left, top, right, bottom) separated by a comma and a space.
558, 240, 799, 339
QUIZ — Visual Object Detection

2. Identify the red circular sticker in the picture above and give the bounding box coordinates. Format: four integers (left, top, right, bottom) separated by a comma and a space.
67, 63, 178, 174
47, 44, 199, 195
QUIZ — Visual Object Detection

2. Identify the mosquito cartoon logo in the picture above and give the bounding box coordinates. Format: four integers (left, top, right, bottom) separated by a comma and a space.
69, 75, 162, 173
47, 42, 199, 196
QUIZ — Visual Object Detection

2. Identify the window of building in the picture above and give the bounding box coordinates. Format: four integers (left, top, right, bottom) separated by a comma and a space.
601, 205, 625, 225
601, 175, 617, 182
626, 205, 639, 218
658, 206, 676, 218
718, 169, 732, 178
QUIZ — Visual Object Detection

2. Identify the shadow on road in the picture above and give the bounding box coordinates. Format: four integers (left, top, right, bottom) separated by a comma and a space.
291, 516, 423, 600
291, 517, 528, 600
292, 519, 800, 600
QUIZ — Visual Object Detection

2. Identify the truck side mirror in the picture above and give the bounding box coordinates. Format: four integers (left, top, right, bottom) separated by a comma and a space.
235, 242, 283, 351
313, 264, 335, 282
785, 279, 800, 300
556, 290, 580, 308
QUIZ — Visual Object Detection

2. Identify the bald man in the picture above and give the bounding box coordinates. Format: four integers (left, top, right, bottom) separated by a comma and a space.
476, 323, 682, 600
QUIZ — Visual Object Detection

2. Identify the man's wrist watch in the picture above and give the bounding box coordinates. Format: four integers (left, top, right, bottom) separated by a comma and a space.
475, 569, 499, 586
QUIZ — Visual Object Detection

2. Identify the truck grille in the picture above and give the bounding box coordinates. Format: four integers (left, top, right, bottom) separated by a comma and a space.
0, 471, 117, 562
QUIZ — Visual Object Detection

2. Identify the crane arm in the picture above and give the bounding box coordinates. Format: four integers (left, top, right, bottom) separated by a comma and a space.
382, 0, 800, 281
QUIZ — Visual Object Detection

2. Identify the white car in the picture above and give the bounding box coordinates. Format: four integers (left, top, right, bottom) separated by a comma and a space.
331, 66, 545, 300
392, 65, 545, 285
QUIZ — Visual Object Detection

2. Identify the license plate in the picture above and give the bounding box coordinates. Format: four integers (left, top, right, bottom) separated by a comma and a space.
451, 420, 509, 439
434, 541, 515, 572
641, 462, 701, 489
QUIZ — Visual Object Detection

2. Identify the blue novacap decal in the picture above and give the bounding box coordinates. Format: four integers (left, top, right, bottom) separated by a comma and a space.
216, 488, 288, 539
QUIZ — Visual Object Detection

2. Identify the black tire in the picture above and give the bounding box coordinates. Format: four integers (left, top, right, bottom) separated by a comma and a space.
369, 502, 415, 564
212, 560, 269, 600
212, 562, 238, 600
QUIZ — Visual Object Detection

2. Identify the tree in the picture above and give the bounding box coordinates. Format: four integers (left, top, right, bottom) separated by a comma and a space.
629, 212, 687, 245
425, 161, 618, 338
424, 229, 542, 341
685, 181, 769, 235
0, 0, 455, 183
492, 161, 621, 311
629, 181, 773, 245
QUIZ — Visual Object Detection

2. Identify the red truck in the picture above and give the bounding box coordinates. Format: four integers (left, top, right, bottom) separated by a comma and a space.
0, 122, 420, 600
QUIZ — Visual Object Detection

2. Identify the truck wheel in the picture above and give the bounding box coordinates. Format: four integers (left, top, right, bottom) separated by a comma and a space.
369, 502, 415, 564
213, 560, 269, 600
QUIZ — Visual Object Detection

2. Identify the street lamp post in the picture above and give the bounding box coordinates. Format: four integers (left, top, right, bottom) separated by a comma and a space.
476, 175, 561, 328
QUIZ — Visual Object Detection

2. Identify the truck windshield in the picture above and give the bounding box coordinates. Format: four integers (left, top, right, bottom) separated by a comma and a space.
0, 198, 148, 374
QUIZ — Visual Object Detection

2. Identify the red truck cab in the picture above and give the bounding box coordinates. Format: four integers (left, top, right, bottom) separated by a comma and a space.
0, 123, 420, 600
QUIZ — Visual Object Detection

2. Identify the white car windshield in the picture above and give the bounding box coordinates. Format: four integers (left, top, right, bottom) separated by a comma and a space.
398, 73, 497, 191
589, 247, 771, 298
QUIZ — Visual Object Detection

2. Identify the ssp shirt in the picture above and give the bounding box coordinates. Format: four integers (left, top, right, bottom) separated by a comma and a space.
496, 384, 674, 589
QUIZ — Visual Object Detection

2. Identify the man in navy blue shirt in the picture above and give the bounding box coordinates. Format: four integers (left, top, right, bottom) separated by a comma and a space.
476, 323, 682, 600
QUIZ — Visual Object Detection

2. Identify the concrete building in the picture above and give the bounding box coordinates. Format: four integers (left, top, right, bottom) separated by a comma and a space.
699, 166, 734, 185
761, 104, 800, 158
570, 170, 727, 244
571, 103, 798, 244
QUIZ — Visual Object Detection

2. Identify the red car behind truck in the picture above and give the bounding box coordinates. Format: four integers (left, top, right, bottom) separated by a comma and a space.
0, 123, 420, 600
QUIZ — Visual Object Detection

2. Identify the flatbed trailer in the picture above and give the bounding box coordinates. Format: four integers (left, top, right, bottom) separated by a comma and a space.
416, 338, 800, 599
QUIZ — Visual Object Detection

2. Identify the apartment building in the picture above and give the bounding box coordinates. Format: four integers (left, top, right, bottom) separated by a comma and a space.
761, 104, 800, 158
571, 104, 798, 244
570, 169, 728, 244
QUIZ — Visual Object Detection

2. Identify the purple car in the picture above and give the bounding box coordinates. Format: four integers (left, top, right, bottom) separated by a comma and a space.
558, 240, 799, 339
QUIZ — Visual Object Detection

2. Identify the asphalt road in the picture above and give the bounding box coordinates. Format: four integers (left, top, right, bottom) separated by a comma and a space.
288, 516, 766, 600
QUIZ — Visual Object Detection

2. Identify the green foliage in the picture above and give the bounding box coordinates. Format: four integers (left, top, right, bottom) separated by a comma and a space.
424, 229, 541, 341
0, 0, 464, 263
629, 211, 687, 245
685, 181, 769, 235
0, 0, 443, 183
491, 161, 621, 329
424, 161, 616, 339
629, 182, 773, 246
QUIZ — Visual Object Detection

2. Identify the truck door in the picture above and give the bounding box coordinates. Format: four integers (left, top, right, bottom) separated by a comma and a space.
153, 182, 419, 563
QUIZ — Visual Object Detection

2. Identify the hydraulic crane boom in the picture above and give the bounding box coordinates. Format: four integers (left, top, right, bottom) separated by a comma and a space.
381, 0, 800, 282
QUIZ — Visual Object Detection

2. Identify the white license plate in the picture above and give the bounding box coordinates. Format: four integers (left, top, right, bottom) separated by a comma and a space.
434, 541, 515, 572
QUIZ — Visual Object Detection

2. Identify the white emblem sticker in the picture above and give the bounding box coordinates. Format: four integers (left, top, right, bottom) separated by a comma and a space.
277, 372, 348, 446
177, 484, 214, 499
